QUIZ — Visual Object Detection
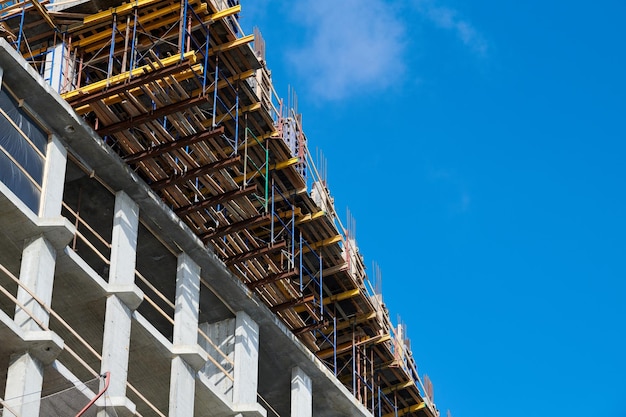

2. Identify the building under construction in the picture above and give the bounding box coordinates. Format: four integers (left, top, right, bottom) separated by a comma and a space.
0, 0, 440, 416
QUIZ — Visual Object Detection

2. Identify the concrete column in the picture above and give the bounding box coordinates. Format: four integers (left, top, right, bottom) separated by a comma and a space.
99, 191, 139, 413
3, 236, 57, 417
168, 253, 201, 417
107, 191, 139, 285
14, 236, 56, 329
199, 318, 235, 398
3, 353, 45, 417
199, 311, 259, 407
233, 311, 259, 406
39, 135, 67, 218
290, 367, 312, 417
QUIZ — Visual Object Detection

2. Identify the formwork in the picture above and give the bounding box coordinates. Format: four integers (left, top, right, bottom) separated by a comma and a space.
0, 0, 439, 415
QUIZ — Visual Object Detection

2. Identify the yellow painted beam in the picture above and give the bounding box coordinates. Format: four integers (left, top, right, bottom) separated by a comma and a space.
74, 1, 199, 48
382, 402, 425, 417
294, 288, 360, 313
316, 332, 390, 359
213, 34, 254, 53
83, 0, 177, 26
78, 5, 243, 54
81, 4, 209, 53
73, 67, 255, 114
209, 4, 240, 22
62, 51, 197, 101
315, 234, 342, 249
232, 157, 298, 183
325, 288, 360, 303
301, 234, 342, 253
295, 210, 325, 225
381, 380, 414, 395
252, 208, 303, 231
325, 311, 377, 334
215, 102, 261, 124
72, 63, 202, 114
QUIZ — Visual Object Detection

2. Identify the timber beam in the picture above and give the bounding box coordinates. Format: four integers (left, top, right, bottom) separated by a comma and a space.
124, 126, 224, 164
247, 269, 299, 290
200, 213, 269, 240
294, 320, 329, 335
175, 185, 257, 217
98, 94, 212, 135
66, 61, 193, 108
317, 333, 391, 360
271, 294, 315, 313
150, 155, 241, 191
225, 241, 286, 266
294, 288, 360, 313
382, 380, 414, 395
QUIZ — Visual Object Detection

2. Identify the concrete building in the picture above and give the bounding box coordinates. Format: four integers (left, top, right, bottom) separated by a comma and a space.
0, 1, 439, 416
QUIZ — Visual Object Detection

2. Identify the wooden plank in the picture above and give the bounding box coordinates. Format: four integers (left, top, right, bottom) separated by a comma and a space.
97, 94, 212, 135
225, 241, 286, 266
175, 185, 257, 217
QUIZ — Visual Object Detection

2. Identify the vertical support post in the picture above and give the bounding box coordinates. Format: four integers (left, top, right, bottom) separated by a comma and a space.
202, 24, 209, 93
121, 15, 131, 72
370, 350, 376, 413
291, 196, 295, 264
99, 191, 140, 415
234, 83, 239, 150
290, 367, 312, 417
3, 352, 45, 417
199, 311, 259, 407
14, 239, 55, 330
16, 8, 25, 51
107, 13, 117, 80
333, 316, 337, 376
3, 236, 57, 417
270, 179, 275, 244
130, 7, 138, 72
169, 253, 201, 417
319, 253, 323, 317
199, 318, 234, 397
212, 54, 219, 127
40, 134, 67, 217
179, 0, 188, 60
232, 311, 259, 406
298, 233, 303, 293
264, 138, 269, 213
352, 327, 356, 395
57, 38, 65, 93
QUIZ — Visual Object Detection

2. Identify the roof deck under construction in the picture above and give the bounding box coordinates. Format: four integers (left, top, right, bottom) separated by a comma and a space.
0, 0, 439, 416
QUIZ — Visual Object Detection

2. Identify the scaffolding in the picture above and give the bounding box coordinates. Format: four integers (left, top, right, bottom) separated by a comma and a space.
0, 0, 439, 415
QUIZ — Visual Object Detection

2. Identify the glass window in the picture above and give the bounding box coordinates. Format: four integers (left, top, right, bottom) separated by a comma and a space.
0, 87, 48, 213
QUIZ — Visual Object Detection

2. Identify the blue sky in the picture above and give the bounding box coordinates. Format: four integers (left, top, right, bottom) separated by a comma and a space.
239, 1, 626, 416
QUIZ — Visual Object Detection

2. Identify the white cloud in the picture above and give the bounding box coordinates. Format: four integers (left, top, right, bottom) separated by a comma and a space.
414, 0, 488, 56
286, 0, 406, 101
